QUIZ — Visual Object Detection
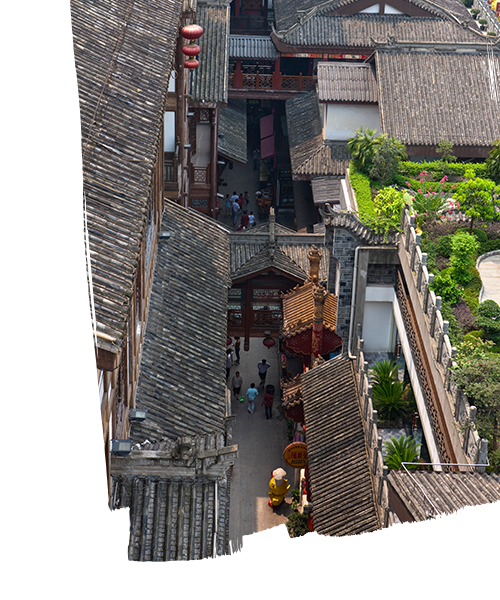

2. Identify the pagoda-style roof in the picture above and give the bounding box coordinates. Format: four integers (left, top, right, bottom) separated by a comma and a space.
280, 245, 342, 356
281, 281, 338, 339
282, 373, 303, 410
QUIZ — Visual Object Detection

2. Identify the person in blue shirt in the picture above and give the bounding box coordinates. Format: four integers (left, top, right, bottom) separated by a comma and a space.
246, 383, 259, 414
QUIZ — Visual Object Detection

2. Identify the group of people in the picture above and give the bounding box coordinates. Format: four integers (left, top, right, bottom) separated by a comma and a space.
229, 357, 274, 419
226, 190, 258, 230
226, 335, 275, 418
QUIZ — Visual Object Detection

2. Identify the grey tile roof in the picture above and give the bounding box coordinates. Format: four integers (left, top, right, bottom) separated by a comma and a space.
229, 219, 329, 282
302, 356, 381, 536
389, 471, 500, 522
229, 35, 278, 59
273, 15, 483, 48
274, 0, 478, 34
317, 62, 378, 103
218, 99, 248, 164
189, 1, 230, 104
131, 200, 230, 443
286, 91, 350, 177
72, 0, 182, 351
111, 424, 237, 563
376, 48, 500, 147
311, 177, 342, 206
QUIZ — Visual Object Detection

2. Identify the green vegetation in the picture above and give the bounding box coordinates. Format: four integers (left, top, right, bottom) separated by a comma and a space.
369, 135, 407, 185
286, 511, 309, 538
349, 162, 375, 220
450, 231, 480, 285
347, 127, 378, 174
453, 172, 500, 232
384, 435, 420, 470
486, 139, 500, 184
436, 139, 456, 163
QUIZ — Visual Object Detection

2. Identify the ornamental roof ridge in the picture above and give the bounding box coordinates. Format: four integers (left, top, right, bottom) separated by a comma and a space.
320, 206, 399, 245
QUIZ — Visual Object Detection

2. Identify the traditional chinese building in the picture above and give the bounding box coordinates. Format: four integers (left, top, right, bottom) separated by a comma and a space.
281, 245, 343, 368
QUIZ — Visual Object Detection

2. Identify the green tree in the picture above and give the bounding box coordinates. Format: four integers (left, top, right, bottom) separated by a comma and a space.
453, 172, 500, 232
435, 139, 456, 162
486, 139, 500, 183
369, 135, 407, 185
450, 231, 480, 286
347, 127, 377, 175
384, 435, 420, 470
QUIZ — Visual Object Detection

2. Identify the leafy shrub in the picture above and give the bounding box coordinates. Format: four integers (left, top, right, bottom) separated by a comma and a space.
476, 300, 500, 346
384, 436, 420, 470
483, 238, 500, 254
349, 162, 375, 220
461, 0, 473, 7
369, 135, 406, 185
430, 270, 462, 304
437, 235, 453, 258
463, 288, 480, 316
486, 139, 500, 184
398, 161, 487, 179
453, 175, 500, 232
472, 228, 488, 245
450, 231, 480, 285
441, 301, 463, 346
373, 187, 406, 222
286, 511, 309, 538
453, 300, 476, 333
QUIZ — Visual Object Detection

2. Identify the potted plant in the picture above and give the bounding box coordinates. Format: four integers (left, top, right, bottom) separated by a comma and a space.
462, 0, 473, 7
487, 31, 496, 37
478, 18, 487, 30
470, 8, 480, 18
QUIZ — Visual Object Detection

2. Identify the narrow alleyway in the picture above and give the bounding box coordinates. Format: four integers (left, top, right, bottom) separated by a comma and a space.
227, 337, 293, 550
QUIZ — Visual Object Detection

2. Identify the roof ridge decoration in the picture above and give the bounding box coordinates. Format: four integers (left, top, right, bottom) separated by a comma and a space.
320, 206, 399, 245
306, 245, 322, 284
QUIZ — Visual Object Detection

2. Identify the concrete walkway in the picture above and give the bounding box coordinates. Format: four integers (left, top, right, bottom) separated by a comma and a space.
478, 252, 500, 304
227, 337, 293, 552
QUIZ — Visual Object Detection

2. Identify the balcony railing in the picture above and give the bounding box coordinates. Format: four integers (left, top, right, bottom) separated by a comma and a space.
229, 72, 317, 92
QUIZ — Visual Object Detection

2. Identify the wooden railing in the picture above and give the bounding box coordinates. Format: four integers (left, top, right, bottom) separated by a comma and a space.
164, 152, 178, 183
229, 72, 317, 92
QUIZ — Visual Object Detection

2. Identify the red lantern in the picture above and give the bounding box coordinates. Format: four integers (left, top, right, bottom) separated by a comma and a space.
182, 44, 200, 57
263, 336, 275, 348
184, 58, 199, 69
181, 24, 203, 40
227, 337, 232, 346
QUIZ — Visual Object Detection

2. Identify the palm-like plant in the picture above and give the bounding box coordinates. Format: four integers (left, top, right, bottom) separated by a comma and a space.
371, 359, 399, 385
347, 127, 377, 174
372, 380, 409, 421
384, 435, 420, 470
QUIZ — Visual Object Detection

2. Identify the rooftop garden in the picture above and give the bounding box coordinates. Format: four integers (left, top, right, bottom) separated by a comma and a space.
347, 129, 500, 472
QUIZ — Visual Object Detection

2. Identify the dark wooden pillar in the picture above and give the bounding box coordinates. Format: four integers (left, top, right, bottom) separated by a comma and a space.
235, 0, 240, 17
263, 0, 268, 18
244, 280, 252, 351
234, 59, 243, 89
273, 56, 281, 90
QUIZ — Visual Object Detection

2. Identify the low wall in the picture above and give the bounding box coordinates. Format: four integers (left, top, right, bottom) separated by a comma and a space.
400, 208, 489, 469
353, 338, 394, 528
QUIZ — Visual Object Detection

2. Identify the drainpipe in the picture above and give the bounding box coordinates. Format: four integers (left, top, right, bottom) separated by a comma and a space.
347, 245, 360, 359
212, 479, 218, 558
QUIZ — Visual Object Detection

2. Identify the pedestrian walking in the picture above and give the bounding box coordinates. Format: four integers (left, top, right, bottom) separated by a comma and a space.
225, 194, 231, 216
241, 211, 249, 229
244, 191, 250, 205
232, 198, 240, 226
248, 211, 256, 227
257, 359, 271, 386
238, 194, 245, 210
253, 148, 260, 171
261, 391, 274, 420
234, 336, 241, 364
231, 371, 243, 401
226, 350, 233, 380
246, 383, 259, 414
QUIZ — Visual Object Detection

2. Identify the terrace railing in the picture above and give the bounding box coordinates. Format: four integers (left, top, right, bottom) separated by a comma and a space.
229, 72, 317, 92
